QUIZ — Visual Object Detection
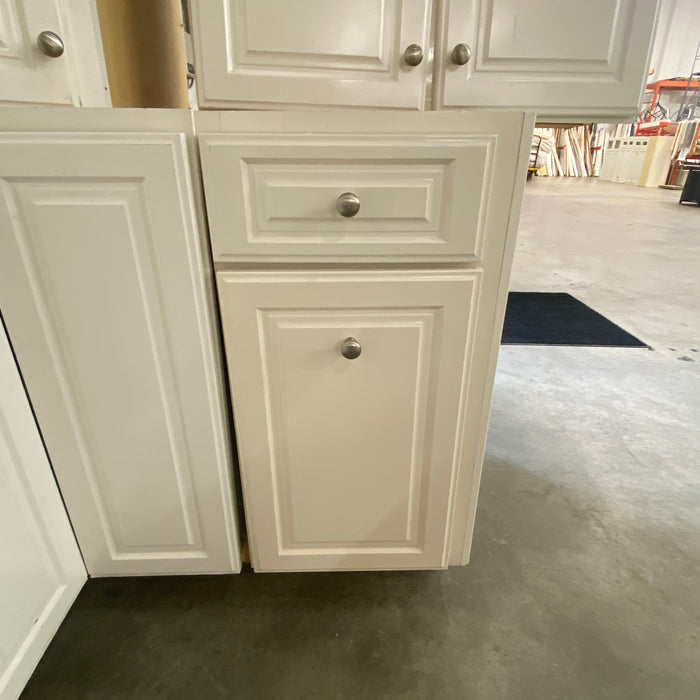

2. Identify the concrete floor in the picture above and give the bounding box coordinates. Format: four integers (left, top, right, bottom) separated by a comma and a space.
22, 179, 700, 699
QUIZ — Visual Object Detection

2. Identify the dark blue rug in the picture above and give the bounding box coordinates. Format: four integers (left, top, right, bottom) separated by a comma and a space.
502, 292, 647, 347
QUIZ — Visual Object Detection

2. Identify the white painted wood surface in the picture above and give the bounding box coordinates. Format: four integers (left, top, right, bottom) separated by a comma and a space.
435, 0, 659, 121
198, 129, 494, 263
190, 0, 434, 109
204, 110, 533, 570
218, 270, 480, 571
190, 0, 659, 120
0, 321, 86, 700
0, 0, 110, 106
0, 109, 240, 576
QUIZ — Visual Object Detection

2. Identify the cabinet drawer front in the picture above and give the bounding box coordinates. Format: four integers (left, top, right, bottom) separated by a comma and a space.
218, 270, 481, 571
199, 133, 496, 262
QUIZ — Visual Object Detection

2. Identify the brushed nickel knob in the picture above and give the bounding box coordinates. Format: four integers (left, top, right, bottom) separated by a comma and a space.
37, 31, 64, 58
403, 44, 424, 67
451, 43, 471, 65
341, 337, 361, 360
336, 192, 360, 218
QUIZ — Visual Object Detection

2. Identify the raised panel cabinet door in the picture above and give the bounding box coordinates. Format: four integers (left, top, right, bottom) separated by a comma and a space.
217, 270, 481, 571
190, 0, 434, 109
0, 0, 72, 104
0, 322, 86, 700
0, 115, 240, 576
436, 0, 659, 121
0, 0, 108, 106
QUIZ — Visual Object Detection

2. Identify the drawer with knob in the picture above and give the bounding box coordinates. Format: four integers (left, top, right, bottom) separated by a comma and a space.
195, 110, 528, 263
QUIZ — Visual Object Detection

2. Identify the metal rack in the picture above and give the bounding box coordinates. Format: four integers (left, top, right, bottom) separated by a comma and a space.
677, 40, 700, 121
638, 79, 700, 125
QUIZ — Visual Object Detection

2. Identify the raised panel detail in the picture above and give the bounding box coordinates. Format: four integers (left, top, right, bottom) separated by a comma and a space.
199, 133, 495, 261
0, 132, 239, 575
439, 0, 658, 121
245, 160, 448, 238
228, 0, 400, 76
8, 180, 202, 554
190, 0, 432, 108
0, 0, 26, 59
261, 310, 435, 550
217, 270, 481, 571
481, 0, 625, 70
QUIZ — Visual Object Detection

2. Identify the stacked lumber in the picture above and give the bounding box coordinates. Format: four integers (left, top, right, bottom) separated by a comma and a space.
535, 125, 616, 177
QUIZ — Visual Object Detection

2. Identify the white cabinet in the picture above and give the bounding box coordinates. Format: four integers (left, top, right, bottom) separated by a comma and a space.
0, 0, 109, 106
217, 270, 480, 571
190, 0, 659, 120
435, 0, 659, 121
0, 323, 85, 699
200, 110, 534, 571
190, 0, 434, 109
0, 110, 240, 576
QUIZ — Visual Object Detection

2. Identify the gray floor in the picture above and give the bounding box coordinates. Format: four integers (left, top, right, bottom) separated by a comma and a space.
22, 179, 700, 699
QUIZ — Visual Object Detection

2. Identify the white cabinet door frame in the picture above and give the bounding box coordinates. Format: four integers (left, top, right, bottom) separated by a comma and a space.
190, 0, 435, 109
217, 270, 481, 572
0, 109, 240, 576
0, 0, 110, 106
0, 320, 86, 700
433, 0, 660, 122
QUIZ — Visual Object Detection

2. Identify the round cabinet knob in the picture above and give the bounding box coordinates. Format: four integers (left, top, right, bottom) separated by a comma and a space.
336, 192, 360, 218
340, 337, 361, 360
451, 43, 471, 65
403, 43, 424, 67
37, 31, 64, 58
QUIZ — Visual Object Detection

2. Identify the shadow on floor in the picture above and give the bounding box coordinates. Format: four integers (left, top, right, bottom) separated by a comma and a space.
22, 445, 700, 700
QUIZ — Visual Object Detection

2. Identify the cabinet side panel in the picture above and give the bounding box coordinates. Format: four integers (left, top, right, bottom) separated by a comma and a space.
0, 321, 86, 699
448, 112, 535, 565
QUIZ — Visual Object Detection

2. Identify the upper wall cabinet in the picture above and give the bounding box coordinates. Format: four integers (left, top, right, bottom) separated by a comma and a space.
0, 0, 109, 106
190, 0, 659, 121
190, 0, 434, 109
434, 0, 659, 121
0, 0, 72, 104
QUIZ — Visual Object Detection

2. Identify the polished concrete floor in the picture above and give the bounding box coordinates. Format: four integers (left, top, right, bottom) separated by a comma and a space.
22, 178, 700, 699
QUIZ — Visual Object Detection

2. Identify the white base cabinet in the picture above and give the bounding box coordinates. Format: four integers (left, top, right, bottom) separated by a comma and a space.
0, 110, 240, 577
199, 109, 534, 571
0, 108, 531, 575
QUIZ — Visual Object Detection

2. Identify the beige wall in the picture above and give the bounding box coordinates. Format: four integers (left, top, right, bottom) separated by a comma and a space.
96, 0, 188, 108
